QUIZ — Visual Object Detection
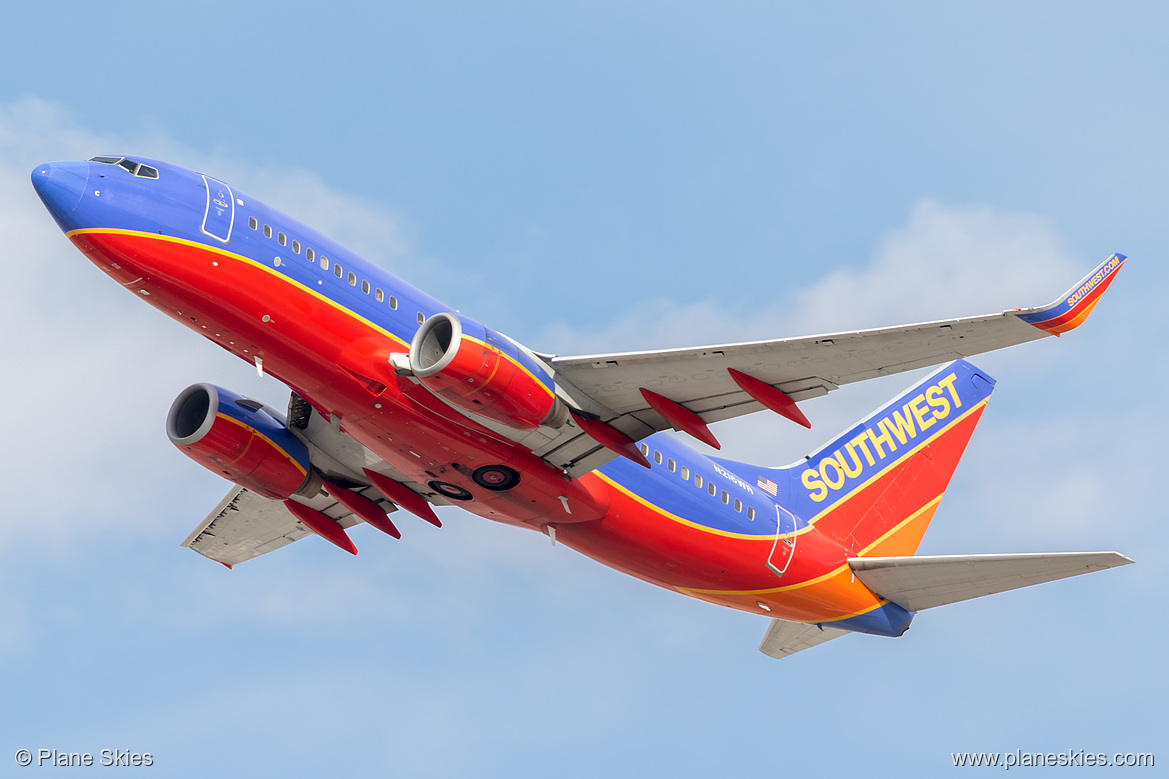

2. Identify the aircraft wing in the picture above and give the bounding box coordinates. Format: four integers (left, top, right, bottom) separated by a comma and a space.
536, 254, 1123, 475
181, 484, 397, 567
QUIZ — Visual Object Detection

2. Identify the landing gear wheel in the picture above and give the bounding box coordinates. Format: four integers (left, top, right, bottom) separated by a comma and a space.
427, 480, 473, 501
472, 465, 521, 492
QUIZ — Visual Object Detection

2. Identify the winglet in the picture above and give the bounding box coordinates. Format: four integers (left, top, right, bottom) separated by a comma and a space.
1015, 253, 1125, 336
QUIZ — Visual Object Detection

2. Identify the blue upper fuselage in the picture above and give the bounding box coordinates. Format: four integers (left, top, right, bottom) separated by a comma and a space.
599, 434, 793, 538
31, 155, 789, 540
31, 156, 554, 388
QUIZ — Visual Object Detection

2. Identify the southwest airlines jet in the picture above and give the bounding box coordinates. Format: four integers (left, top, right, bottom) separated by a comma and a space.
32, 156, 1131, 658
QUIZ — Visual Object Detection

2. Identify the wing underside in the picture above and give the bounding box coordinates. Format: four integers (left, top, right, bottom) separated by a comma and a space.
525, 254, 1124, 476
181, 485, 397, 567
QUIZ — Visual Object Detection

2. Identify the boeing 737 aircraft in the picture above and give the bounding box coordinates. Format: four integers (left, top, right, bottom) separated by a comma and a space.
32, 155, 1131, 658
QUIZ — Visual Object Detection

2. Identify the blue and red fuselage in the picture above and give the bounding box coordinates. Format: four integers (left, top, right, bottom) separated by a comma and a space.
33, 156, 993, 637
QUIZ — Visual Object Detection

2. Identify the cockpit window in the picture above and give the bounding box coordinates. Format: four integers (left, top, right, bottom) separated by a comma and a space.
89, 156, 160, 179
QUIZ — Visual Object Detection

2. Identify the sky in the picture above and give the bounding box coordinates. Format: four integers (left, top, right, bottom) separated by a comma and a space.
1, 2, 1165, 776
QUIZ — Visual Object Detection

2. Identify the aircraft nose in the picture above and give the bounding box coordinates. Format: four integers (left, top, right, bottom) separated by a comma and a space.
31, 160, 90, 223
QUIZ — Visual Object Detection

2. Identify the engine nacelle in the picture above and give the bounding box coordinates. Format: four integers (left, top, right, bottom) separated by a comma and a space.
408, 312, 566, 430
166, 383, 322, 500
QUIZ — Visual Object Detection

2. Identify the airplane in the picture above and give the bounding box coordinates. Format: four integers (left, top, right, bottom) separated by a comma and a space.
31, 155, 1131, 658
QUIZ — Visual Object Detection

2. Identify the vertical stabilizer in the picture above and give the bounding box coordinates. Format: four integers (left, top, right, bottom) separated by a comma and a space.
768, 359, 995, 556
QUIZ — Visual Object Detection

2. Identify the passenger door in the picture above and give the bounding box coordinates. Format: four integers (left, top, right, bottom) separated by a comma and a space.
200, 174, 235, 243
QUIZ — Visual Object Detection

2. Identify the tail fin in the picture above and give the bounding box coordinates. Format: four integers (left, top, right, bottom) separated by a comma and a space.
768, 359, 995, 556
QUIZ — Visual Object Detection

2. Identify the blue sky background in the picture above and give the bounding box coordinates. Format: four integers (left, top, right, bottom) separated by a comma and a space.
1, 3, 1165, 776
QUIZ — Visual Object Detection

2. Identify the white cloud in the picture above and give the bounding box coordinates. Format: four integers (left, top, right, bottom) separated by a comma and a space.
538, 199, 1085, 356
790, 199, 1082, 332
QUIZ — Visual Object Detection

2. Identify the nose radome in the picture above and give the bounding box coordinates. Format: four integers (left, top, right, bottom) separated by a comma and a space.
31, 160, 90, 225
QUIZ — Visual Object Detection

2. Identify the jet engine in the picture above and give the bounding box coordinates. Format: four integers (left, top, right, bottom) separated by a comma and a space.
166, 383, 322, 500
408, 312, 567, 430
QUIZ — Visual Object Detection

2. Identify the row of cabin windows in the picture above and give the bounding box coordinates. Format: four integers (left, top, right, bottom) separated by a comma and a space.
247, 216, 427, 325
640, 444, 755, 519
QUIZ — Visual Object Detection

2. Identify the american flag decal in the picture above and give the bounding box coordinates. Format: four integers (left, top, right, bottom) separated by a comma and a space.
757, 477, 778, 497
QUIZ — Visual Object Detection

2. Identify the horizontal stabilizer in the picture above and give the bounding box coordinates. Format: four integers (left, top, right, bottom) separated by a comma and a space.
849, 552, 1133, 612
758, 619, 850, 659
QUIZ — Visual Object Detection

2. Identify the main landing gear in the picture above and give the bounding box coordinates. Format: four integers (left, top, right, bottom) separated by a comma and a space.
427, 464, 521, 501
472, 465, 521, 491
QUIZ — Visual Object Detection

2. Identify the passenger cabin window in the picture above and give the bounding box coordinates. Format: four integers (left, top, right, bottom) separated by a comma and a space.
320, 257, 329, 270
747, 506, 756, 520
248, 217, 258, 230
389, 296, 398, 310
653, 451, 662, 465
694, 474, 703, 488
348, 272, 357, 286
375, 288, 384, 302
362, 280, 370, 294
278, 232, 287, 247
708, 483, 716, 497
681, 466, 690, 480
734, 498, 743, 512
306, 248, 315, 262
639, 443, 649, 457
667, 458, 676, 472
334, 264, 343, 278
291, 240, 301, 254
417, 312, 425, 324
721, 490, 730, 504
263, 225, 272, 238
